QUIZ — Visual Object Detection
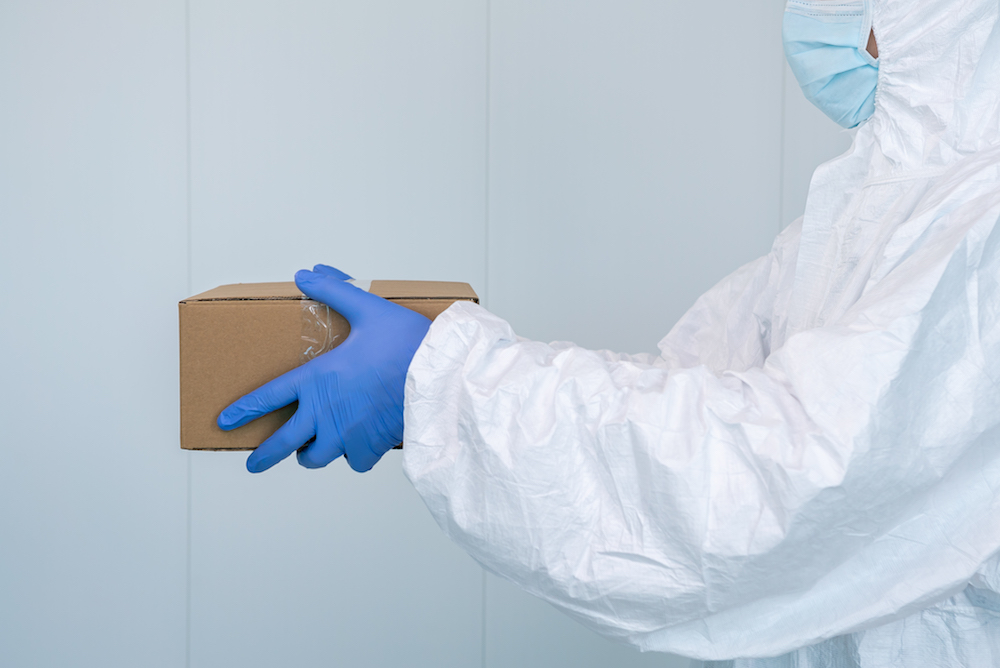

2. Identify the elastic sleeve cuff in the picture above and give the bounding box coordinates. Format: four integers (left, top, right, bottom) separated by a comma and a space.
401, 301, 514, 507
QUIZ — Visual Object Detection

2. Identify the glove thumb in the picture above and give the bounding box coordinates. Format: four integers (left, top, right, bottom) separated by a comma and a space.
295, 269, 380, 324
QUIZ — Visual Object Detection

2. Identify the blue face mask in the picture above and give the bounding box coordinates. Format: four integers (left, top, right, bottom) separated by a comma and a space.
783, 0, 879, 129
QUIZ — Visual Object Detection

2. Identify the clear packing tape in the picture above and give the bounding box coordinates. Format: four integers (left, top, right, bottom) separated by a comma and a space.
298, 281, 405, 449
299, 279, 370, 363
300, 302, 346, 363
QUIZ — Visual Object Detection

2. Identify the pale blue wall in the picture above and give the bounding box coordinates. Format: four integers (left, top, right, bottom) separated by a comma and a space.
0, 2, 849, 666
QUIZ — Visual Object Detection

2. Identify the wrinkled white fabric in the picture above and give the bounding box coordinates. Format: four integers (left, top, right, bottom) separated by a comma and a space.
402, 0, 1000, 663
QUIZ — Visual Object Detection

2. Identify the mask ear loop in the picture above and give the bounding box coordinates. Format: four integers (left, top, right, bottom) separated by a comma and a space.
861, 0, 882, 127
859, 0, 879, 66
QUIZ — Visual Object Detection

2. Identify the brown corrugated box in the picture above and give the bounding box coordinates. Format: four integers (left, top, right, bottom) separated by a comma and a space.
179, 280, 478, 451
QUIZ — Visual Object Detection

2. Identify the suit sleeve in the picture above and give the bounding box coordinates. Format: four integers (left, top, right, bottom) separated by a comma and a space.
401, 214, 1000, 660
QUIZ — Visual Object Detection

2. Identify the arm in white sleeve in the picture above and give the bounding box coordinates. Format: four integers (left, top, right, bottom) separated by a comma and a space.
592, 217, 802, 373
402, 213, 1000, 660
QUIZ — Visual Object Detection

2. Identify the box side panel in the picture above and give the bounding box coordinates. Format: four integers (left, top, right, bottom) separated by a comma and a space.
180, 296, 459, 450
180, 300, 348, 450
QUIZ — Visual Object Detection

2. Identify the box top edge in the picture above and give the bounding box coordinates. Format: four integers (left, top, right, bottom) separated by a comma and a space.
180, 280, 479, 304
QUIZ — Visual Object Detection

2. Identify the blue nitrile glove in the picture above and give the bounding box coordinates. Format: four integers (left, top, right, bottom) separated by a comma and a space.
217, 264, 432, 473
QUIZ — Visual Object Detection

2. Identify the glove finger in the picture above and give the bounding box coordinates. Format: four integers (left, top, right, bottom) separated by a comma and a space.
296, 426, 345, 469
311, 264, 352, 281
218, 366, 302, 430
345, 440, 382, 473
246, 412, 314, 473
295, 269, 381, 324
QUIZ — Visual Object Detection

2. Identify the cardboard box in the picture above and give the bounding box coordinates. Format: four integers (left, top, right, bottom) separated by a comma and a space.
179, 280, 478, 451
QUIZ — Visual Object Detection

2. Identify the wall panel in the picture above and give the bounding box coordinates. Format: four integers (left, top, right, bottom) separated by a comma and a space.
186, 2, 488, 666
483, 2, 786, 661
0, 3, 189, 666
487, 0, 787, 355
0, 3, 859, 666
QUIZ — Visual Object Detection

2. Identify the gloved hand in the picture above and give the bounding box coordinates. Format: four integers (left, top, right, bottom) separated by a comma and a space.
217, 264, 432, 473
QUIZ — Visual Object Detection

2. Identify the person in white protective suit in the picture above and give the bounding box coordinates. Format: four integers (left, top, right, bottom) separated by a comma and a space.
402, 0, 1000, 665
221, 0, 1000, 664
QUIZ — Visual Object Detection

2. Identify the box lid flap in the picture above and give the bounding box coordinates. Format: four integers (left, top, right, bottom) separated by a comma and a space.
181, 280, 478, 303
369, 280, 478, 301
181, 282, 304, 302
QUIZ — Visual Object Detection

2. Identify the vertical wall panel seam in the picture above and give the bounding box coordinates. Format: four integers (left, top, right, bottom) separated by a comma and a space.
778, 60, 787, 233
482, 571, 488, 668
482, 2, 492, 667
483, 0, 492, 311
184, 0, 193, 666
185, 0, 193, 295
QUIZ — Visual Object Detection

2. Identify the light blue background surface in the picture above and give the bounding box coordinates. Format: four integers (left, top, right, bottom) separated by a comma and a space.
0, 1, 852, 666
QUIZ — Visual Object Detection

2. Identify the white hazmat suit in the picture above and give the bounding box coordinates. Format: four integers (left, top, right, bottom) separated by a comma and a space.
402, 0, 1000, 664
